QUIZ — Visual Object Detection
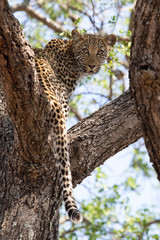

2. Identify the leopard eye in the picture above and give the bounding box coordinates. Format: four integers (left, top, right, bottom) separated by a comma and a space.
82, 48, 89, 54
97, 50, 104, 55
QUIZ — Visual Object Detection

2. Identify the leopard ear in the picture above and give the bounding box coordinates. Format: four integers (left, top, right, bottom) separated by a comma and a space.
71, 30, 84, 42
103, 34, 116, 49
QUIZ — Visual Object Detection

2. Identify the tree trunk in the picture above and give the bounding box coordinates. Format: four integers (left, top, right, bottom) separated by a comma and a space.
130, 0, 160, 181
0, 0, 143, 239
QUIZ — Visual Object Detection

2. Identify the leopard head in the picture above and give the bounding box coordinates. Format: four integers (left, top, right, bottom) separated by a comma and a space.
71, 30, 116, 75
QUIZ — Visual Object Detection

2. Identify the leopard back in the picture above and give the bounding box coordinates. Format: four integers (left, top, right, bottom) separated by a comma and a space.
34, 30, 116, 223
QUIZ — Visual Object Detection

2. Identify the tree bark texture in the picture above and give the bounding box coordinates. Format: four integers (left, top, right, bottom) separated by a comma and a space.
130, 0, 160, 181
68, 90, 142, 185
0, 1, 61, 239
0, 0, 143, 239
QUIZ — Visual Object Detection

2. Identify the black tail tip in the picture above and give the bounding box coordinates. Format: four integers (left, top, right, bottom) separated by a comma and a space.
68, 209, 83, 224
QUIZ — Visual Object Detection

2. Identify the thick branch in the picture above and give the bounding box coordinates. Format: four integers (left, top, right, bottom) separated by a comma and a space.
69, 90, 142, 185
130, 0, 160, 180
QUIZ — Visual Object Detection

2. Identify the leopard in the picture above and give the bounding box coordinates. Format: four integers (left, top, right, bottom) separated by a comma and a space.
34, 29, 116, 224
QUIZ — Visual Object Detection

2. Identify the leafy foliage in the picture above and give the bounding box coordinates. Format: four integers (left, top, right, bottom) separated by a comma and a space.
60, 166, 160, 239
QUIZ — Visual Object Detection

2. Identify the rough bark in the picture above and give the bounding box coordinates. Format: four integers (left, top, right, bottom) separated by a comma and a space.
0, 1, 61, 239
0, 0, 143, 239
130, 0, 160, 181
68, 90, 142, 185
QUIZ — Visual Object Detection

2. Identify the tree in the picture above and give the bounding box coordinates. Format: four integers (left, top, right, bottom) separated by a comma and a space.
129, 0, 160, 181
0, 0, 159, 239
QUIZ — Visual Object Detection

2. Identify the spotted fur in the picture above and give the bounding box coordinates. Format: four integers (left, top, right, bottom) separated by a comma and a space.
34, 30, 116, 223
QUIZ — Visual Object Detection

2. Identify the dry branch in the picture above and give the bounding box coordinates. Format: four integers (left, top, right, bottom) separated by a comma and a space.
12, 3, 70, 38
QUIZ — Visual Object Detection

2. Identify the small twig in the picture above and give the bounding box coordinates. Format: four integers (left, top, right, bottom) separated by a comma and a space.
108, 75, 113, 100
70, 106, 83, 121
119, 60, 129, 69
59, 225, 87, 238
73, 92, 108, 99
146, 219, 160, 227
59, 216, 69, 225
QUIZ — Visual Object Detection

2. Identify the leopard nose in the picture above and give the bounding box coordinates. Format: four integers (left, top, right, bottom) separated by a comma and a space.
88, 65, 96, 69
